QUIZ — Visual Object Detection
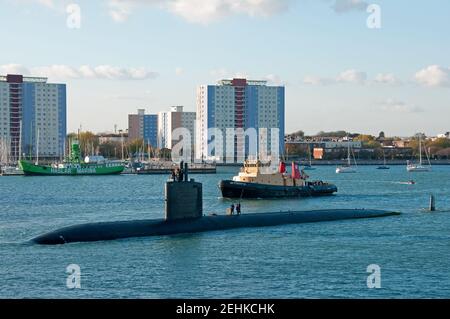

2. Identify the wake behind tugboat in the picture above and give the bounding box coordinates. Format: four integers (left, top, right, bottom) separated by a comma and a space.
219, 160, 337, 199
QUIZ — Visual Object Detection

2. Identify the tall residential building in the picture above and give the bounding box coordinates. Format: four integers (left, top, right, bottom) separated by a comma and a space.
0, 74, 66, 161
196, 78, 285, 161
157, 106, 196, 150
128, 109, 158, 147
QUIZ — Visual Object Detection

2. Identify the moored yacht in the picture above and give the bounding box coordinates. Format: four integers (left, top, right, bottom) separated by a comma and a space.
406, 135, 431, 172
336, 138, 357, 174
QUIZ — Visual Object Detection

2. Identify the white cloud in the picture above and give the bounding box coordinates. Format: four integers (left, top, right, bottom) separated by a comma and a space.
303, 69, 367, 86
22, 0, 366, 24
264, 74, 286, 86
15, 0, 55, 7
337, 69, 367, 84
414, 65, 450, 88
331, 0, 368, 13
374, 73, 401, 85
0, 64, 158, 80
32, 65, 80, 79
233, 71, 250, 79
79, 65, 98, 78
170, 0, 290, 24
16, 0, 72, 12
380, 98, 423, 113
108, 0, 135, 22
303, 75, 335, 86
36, 0, 54, 8
92, 65, 156, 80
0, 63, 30, 75
175, 67, 184, 76
210, 68, 229, 79
105, 0, 291, 24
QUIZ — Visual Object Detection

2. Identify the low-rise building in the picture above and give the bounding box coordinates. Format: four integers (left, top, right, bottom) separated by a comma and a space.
98, 133, 128, 145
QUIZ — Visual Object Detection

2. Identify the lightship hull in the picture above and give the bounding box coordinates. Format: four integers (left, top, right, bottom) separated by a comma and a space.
18, 160, 124, 176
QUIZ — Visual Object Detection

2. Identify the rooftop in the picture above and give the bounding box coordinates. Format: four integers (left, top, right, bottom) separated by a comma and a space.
218, 78, 269, 86
0, 74, 48, 83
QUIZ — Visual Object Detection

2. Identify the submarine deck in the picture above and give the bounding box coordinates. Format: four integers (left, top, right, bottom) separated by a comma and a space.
32, 209, 400, 245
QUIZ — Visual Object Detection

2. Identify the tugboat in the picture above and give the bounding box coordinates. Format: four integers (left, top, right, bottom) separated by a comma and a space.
219, 160, 337, 199
18, 139, 124, 176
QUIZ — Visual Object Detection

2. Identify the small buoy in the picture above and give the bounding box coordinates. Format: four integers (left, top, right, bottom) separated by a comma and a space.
429, 195, 436, 212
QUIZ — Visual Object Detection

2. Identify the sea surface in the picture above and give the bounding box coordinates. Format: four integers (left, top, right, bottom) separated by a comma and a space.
0, 165, 449, 298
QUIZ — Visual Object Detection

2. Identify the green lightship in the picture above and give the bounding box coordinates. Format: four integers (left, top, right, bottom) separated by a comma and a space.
18, 140, 124, 176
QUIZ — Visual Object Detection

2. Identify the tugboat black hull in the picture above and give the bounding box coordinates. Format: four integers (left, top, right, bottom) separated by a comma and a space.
219, 180, 337, 199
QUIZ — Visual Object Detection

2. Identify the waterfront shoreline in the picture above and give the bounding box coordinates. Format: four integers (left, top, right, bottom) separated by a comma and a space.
216, 160, 450, 167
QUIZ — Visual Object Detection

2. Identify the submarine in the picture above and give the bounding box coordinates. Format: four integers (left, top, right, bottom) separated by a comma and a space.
32, 163, 400, 245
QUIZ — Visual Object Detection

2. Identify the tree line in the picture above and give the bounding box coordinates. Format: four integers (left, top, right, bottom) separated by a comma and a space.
66, 132, 171, 160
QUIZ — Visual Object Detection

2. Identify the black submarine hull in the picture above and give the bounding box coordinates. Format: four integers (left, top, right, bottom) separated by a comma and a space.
32, 209, 399, 245
219, 180, 337, 199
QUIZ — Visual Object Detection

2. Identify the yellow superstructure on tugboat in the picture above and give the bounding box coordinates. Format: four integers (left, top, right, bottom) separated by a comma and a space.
219, 160, 337, 199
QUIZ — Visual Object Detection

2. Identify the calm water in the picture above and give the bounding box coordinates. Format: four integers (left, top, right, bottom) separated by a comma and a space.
0, 166, 449, 298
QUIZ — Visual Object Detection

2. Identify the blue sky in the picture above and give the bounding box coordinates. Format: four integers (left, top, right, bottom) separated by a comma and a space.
1, 0, 449, 136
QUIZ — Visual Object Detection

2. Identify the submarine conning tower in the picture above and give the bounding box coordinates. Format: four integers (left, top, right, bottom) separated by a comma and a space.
165, 161, 203, 221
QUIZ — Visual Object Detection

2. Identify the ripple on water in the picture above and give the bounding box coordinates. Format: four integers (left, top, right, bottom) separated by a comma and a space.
0, 166, 450, 298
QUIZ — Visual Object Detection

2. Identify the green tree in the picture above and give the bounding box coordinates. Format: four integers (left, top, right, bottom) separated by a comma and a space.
428, 138, 450, 149
290, 130, 305, 138
365, 140, 382, 149
127, 138, 145, 157
316, 130, 349, 138
67, 131, 99, 157
285, 143, 309, 158
354, 134, 376, 142
98, 142, 121, 159
159, 148, 172, 160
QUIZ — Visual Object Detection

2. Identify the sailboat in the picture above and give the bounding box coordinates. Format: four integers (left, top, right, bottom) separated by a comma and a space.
336, 139, 357, 174
303, 145, 316, 170
407, 135, 431, 172
0, 121, 24, 176
377, 149, 390, 170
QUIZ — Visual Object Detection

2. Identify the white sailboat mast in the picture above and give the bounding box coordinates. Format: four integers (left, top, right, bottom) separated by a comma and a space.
18, 120, 22, 161
36, 128, 40, 165
419, 134, 422, 165
309, 145, 312, 165
347, 139, 351, 166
